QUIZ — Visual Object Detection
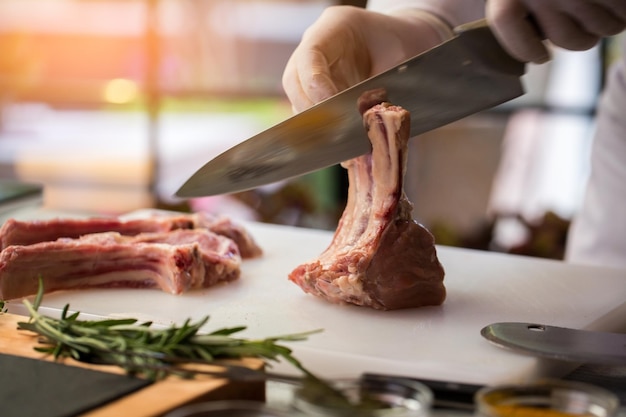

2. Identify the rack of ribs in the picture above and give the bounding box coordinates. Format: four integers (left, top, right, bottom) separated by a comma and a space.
289, 102, 446, 310
0, 229, 241, 300
0, 212, 261, 300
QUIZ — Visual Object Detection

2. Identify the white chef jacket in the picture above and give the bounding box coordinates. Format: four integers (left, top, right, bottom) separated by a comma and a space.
367, 1, 626, 269
565, 38, 626, 270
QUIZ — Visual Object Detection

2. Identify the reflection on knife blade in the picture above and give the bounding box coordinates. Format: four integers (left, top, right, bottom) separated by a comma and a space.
228, 163, 283, 184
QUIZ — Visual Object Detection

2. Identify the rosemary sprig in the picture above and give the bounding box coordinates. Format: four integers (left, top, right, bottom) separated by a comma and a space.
8, 280, 387, 412
16, 278, 322, 381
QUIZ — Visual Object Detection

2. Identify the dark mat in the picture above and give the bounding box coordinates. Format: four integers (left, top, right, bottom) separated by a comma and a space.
0, 353, 152, 417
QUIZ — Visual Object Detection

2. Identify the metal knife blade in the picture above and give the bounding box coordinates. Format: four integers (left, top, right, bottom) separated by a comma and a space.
481, 322, 626, 365
176, 18, 525, 198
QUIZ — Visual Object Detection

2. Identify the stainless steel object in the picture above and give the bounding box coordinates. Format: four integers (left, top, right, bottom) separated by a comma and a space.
176, 19, 525, 197
481, 322, 626, 365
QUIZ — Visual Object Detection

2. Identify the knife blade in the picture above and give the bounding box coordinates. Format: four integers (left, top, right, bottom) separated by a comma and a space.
481, 322, 626, 365
176, 18, 525, 198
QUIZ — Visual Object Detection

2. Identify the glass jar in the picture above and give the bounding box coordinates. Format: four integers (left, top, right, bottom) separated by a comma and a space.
291, 375, 433, 417
475, 379, 620, 417
164, 400, 297, 417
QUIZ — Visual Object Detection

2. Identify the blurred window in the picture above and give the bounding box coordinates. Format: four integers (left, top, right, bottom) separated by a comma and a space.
0, 0, 333, 107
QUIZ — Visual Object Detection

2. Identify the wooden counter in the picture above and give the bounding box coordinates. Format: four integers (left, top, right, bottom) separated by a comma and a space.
0, 313, 266, 417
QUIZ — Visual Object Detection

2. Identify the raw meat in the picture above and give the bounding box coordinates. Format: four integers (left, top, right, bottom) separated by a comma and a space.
289, 102, 446, 310
193, 214, 262, 259
0, 212, 262, 258
0, 229, 241, 300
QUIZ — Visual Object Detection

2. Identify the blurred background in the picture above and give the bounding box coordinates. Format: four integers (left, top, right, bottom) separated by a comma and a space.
0, 0, 622, 260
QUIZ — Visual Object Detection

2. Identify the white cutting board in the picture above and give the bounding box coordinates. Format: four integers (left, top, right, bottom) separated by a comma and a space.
5, 215, 626, 386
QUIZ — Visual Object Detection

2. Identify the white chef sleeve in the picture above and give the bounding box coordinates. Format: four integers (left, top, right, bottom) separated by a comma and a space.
565, 38, 626, 269
366, 0, 485, 28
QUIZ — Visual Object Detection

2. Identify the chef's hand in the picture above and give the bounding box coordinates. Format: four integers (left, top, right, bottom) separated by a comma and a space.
282, 6, 452, 113
487, 0, 626, 64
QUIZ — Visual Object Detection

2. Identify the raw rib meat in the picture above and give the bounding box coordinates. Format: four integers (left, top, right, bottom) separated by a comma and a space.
0, 229, 241, 300
0, 212, 262, 258
193, 213, 263, 259
0, 216, 190, 249
289, 102, 446, 310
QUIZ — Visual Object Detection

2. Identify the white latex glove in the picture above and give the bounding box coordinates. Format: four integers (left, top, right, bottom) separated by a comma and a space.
487, 0, 626, 64
281, 6, 452, 113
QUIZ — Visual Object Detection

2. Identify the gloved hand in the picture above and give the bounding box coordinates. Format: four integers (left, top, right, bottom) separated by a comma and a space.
281, 6, 452, 113
487, 0, 626, 64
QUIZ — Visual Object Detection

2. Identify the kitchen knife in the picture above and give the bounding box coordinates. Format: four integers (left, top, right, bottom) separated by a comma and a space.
176, 18, 526, 198
481, 322, 626, 365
